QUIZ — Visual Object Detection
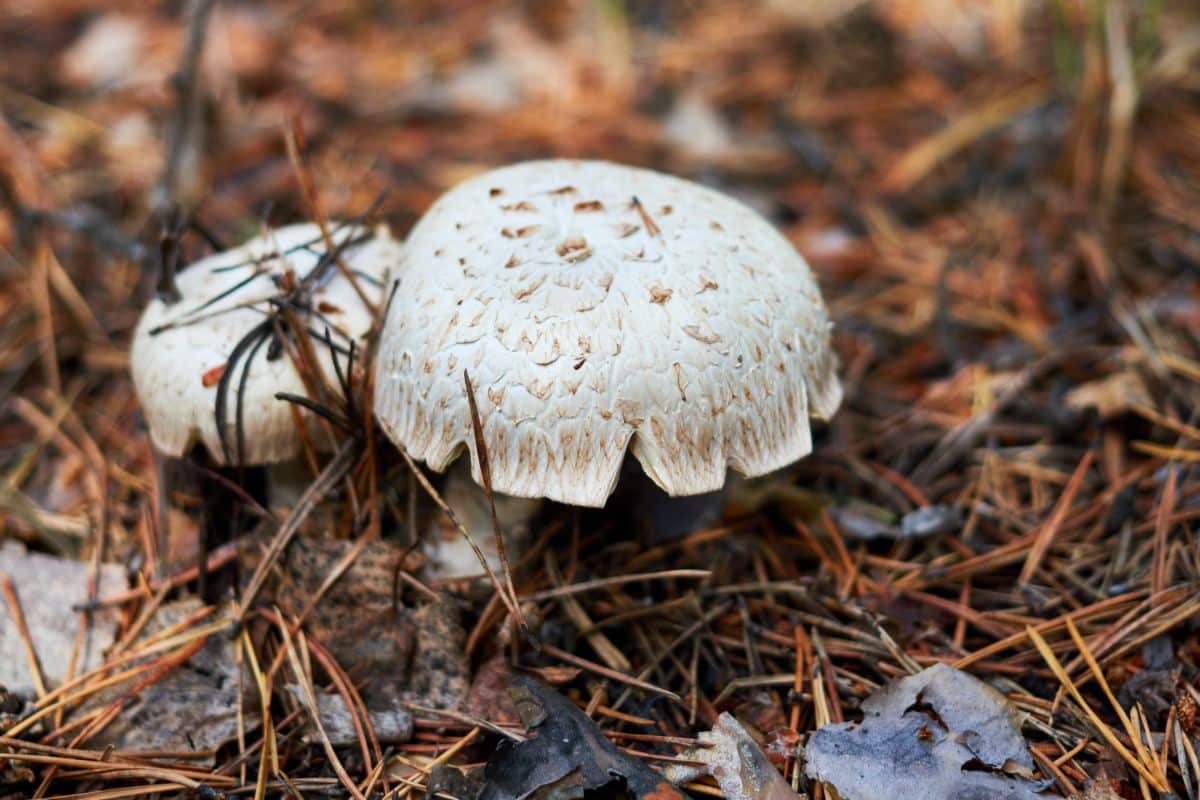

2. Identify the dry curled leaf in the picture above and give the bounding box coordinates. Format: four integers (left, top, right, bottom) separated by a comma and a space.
805, 663, 1044, 800
478, 676, 687, 800
467, 655, 522, 727
664, 713, 800, 800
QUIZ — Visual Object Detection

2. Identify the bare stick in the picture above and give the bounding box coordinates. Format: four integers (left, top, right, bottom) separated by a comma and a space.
155, 0, 218, 214
234, 441, 358, 626
395, 448, 520, 623
1, 575, 48, 698
463, 369, 527, 635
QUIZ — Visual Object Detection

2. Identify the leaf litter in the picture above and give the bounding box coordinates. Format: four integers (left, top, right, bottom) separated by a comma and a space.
1, 1, 1200, 798
476, 676, 687, 800
664, 713, 801, 800
86, 598, 258, 757
0, 541, 123, 697
806, 663, 1045, 800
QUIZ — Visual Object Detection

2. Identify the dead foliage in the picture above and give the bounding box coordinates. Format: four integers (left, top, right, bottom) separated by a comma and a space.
1, 1, 1199, 799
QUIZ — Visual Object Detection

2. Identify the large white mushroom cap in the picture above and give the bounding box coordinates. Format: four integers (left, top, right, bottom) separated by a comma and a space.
375, 160, 841, 507
132, 222, 398, 465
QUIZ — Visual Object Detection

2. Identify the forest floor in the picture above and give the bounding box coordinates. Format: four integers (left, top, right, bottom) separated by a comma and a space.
1, 2, 1199, 799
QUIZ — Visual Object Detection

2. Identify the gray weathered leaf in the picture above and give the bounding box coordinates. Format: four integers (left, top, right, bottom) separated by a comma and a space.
805, 663, 1044, 800
89, 600, 258, 757
284, 685, 413, 746
0, 541, 124, 697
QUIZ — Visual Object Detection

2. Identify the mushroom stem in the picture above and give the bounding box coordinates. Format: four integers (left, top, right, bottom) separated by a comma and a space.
615, 460, 728, 543
423, 459, 541, 582
640, 485, 727, 543
188, 447, 265, 602
263, 459, 314, 510
155, 206, 184, 305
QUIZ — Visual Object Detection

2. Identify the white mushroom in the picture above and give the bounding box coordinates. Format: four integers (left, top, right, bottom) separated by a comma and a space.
423, 458, 542, 582
132, 222, 398, 467
374, 159, 841, 508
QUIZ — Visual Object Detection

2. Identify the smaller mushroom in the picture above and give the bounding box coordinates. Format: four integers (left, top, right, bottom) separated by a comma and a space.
133, 221, 397, 476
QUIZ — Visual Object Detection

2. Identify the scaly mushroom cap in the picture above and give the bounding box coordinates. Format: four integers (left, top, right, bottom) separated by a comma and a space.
375, 160, 841, 506
132, 222, 398, 465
